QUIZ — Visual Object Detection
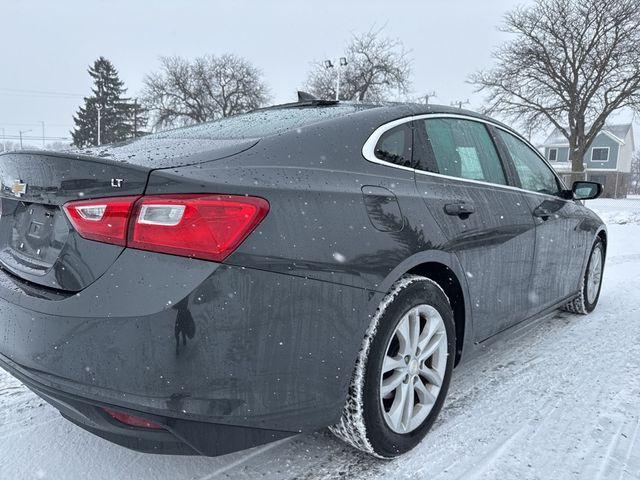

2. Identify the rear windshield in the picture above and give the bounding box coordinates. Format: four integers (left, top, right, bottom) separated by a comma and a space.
148, 105, 370, 140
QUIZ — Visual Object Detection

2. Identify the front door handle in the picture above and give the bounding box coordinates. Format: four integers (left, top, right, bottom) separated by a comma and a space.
444, 202, 475, 219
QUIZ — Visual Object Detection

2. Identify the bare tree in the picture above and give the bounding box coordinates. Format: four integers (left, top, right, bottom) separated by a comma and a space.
472, 0, 640, 181
142, 54, 270, 129
305, 28, 412, 102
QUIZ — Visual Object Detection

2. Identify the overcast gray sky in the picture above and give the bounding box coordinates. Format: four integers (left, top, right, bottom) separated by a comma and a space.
0, 0, 602, 147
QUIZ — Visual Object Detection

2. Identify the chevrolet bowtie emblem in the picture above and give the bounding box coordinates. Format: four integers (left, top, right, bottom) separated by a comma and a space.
10, 181, 27, 197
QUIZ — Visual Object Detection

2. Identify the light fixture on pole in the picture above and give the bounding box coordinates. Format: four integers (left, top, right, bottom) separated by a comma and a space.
324, 57, 348, 101
96, 104, 103, 146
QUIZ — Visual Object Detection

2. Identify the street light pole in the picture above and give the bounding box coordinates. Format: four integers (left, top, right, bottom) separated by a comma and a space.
96, 105, 102, 146
324, 57, 348, 101
41, 121, 45, 148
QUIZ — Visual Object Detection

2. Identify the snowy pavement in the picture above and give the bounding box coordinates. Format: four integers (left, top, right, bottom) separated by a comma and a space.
2, 213, 640, 479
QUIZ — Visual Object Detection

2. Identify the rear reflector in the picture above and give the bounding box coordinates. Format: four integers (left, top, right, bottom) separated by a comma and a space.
102, 407, 164, 430
63, 194, 269, 262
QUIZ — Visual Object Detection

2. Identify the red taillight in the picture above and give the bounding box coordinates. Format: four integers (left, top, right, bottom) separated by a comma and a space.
102, 407, 164, 430
63, 194, 269, 262
63, 196, 139, 246
129, 194, 269, 261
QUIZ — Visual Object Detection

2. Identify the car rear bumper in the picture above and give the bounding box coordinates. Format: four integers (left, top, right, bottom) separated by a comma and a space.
0, 248, 372, 455
0, 353, 293, 456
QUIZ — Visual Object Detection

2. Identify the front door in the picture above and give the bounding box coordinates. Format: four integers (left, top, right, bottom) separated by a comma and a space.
493, 128, 587, 311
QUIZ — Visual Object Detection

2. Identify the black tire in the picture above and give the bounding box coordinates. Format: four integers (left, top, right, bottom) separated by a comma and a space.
563, 238, 605, 315
330, 275, 456, 458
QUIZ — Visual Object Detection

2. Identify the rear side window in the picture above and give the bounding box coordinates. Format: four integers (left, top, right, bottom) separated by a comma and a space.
497, 130, 561, 196
374, 124, 413, 168
421, 118, 507, 185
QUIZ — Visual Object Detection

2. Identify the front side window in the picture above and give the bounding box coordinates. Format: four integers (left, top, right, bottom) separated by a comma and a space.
421, 118, 507, 185
591, 147, 609, 162
374, 124, 413, 168
497, 130, 561, 196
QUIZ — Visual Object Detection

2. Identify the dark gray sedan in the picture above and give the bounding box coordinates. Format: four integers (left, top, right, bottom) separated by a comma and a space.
0, 100, 605, 458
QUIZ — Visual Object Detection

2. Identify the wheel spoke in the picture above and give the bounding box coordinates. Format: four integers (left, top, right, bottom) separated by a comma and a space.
381, 371, 405, 397
419, 365, 443, 387
417, 314, 442, 356
395, 317, 412, 357
387, 380, 411, 432
401, 381, 415, 429
414, 377, 437, 406
382, 354, 405, 374
409, 311, 420, 354
418, 331, 445, 363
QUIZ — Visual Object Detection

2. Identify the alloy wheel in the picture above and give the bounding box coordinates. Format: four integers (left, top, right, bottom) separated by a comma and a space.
380, 304, 448, 434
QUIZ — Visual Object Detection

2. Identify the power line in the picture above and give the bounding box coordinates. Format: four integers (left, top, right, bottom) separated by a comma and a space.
1, 134, 71, 141
0, 87, 84, 99
0, 122, 72, 127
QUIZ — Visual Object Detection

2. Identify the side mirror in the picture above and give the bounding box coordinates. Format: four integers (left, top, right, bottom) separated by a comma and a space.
572, 181, 603, 200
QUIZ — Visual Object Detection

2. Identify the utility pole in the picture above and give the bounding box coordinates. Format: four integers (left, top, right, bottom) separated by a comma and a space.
424, 91, 436, 105
451, 99, 470, 109
0, 128, 5, 152
19, 129, 32, 149
41, 121, 45, 148
134, 98, 138, 138
96, 104, 102, 146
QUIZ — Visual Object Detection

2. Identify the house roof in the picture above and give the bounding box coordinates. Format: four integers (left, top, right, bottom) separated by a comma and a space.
543, 123, 633, 147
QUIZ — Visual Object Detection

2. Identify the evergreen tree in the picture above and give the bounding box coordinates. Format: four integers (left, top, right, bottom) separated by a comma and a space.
71, 57, 145, 147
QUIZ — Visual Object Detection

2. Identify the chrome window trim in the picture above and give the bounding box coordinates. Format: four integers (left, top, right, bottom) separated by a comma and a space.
361, 112, 573, 203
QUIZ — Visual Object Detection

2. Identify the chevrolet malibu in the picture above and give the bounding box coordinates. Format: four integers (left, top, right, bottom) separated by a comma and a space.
0, 100, 606, 458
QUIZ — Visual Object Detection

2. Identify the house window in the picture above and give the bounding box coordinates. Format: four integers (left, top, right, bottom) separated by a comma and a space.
548, 148, 558, 162
591, 147, 609, 162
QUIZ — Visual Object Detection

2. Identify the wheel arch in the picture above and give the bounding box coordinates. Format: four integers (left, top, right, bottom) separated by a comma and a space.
373, 250, 470, 367
596, 227, 607, 253
407, 262, 466, 366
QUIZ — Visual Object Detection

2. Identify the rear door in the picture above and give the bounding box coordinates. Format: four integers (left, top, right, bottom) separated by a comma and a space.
412, 116, 537, 342
492, 129, 587, 310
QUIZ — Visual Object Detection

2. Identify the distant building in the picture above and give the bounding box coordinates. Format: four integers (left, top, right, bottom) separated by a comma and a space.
542, 124, 635, 198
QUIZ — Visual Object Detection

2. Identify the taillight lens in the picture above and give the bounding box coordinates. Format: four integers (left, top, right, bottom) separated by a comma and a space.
129, 194, 269, 261
63, 196, 139, 246
63, 194, 269, 262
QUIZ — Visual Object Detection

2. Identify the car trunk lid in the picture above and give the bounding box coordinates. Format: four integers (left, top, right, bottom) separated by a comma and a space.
0, 151, 150, 291
0, 138, 260, 291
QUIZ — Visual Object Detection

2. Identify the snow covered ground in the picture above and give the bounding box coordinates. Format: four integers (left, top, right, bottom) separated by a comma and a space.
1, 199, 640, 480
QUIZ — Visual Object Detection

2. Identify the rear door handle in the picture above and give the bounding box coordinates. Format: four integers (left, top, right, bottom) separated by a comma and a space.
533, 206, 551, 221
444, 202, 475, 218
